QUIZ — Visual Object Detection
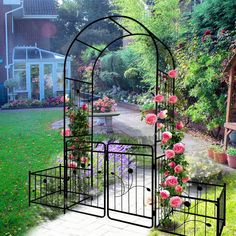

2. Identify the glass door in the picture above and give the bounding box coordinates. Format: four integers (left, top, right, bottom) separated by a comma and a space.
43, 64, 53, 99
30, 64, 40, 100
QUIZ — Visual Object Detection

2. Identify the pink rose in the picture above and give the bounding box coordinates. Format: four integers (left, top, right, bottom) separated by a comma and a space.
60, 128, 71, 137
82, 104, 88, 111
160, 190, 170, 200
154, 94, 164, 103
169, 161, 176, 168
165, 149, 175, 159
166, 176, 178, 187
68, 161, 77, 169
80, 156, 88, 164
69, 145, 76, 150
168, 69, 178, 78
164, 170, 170, 177
182, 176, 190, 183
162, 131, 172, 141
65, 107, 69, 112
169, 196, 182, 208
60, 94, 69, 103
101, 107, 105, 112
176, 121, 184, 130
174, 164, 184, 174
158, 110, 168, 119
157, 123, 164, 129
168, 95, 178, 104
175, 185, 183, 193
173, 143, 185, 154
145, 114, 157, 125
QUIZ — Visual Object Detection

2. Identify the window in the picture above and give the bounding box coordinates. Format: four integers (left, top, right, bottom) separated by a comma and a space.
14, 63, 26, 91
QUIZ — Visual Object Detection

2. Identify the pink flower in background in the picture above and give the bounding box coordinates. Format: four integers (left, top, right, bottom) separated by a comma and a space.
80, 156, 88, 164
169, 196, 182, 208
162, 131, 172, 141
182, 176, 190, 183
168, 95, 178, 104
101, 107, 105, 113
68, 161, 77, 169
169, 161, 176, 168
65, 107, 69, 112
69, 154, 74, 160
145, 114, 157, 125
70, 145, 76, 150
60, 128, 71, 137
164, 170, 170, 177
166, 176, 178, 187
154, 94, 164, 103
60, 94, 70, 103
157, 123, 164, 129
165, 149, 175, 159
161, 139, 168, 145
158, 110, 168, 119
160, 181, 167, 187
82, 104, 88, 111
204, 29, 211, 35
173, 143, 185, 154
168, 69, 178, 78
174, 164, 184, 174
160, 190, 170, 200
176, 121, 184, 130
175, 185, 183, 193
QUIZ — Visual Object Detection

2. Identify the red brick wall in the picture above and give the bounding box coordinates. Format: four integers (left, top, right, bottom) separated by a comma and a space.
14, 19, 51, 49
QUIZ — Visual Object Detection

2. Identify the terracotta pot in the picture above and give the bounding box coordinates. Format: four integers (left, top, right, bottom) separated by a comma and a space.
208, 149, 214, 159
214, 152, 227, 164
227, 155, 236, 168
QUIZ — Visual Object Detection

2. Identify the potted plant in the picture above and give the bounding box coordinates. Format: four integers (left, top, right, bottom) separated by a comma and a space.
227, 147, 236, 168
207, 145, 218, 159
214, 146, 227, 164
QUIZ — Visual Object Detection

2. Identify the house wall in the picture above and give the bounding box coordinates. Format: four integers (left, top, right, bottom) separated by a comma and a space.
14, 19, 51, 49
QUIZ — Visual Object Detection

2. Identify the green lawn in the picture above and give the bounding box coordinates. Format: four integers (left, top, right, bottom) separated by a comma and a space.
0, 109, 63, 236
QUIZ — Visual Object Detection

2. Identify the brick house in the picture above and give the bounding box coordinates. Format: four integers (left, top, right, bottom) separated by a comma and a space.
0, 0, 71, 104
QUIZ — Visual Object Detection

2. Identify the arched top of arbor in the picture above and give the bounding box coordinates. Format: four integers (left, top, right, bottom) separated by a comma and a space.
224, 53, 236, 73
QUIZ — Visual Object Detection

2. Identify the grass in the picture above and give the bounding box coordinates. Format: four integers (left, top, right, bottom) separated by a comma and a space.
0, 109, 63, 236
149, 171, 236, 236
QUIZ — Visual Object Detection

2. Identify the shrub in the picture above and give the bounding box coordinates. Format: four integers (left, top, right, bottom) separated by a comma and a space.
227, 147, 236, 156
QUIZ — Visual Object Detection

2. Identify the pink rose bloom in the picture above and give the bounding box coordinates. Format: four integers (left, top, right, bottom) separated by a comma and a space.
168, 69, 178, 78
174, 164, 184, 174
175, 185, 183, 193
65, 107, 69, 113
68, 161, 77, 169
164, 170, 170, 177
101, 107, 105, 113
82, 104, 88, 111
169, 161, 176, 168
154, 94, 164, 103
145, 114, 157, 125
165, 149, 175, 159
166, 176, 178, 187
176, 121, 184, 130
60, 128, 71, 137
158, 110, 168, 119
173, 143, 185, 154
60, 94, 69, 103
168, 95, 178, 104
169, 196, 182, 208
182, 176, 190, 183
80, 156, 88, 164
162, 131, 172, 141
157, 123, 164, 129
160, 190, 170, 200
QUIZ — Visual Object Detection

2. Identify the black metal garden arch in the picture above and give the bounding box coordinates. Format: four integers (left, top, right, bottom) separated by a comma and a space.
29, 15, 226, 236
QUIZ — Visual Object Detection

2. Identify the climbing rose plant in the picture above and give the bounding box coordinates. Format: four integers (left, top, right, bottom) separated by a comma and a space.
144, 70, 190, 209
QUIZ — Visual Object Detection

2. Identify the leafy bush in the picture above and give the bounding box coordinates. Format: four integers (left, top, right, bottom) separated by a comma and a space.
192, 0, 236, 35
227, 147, 236, 156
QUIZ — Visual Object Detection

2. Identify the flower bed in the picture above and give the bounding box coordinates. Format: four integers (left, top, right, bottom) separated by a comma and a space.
1, 97, 64, 109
